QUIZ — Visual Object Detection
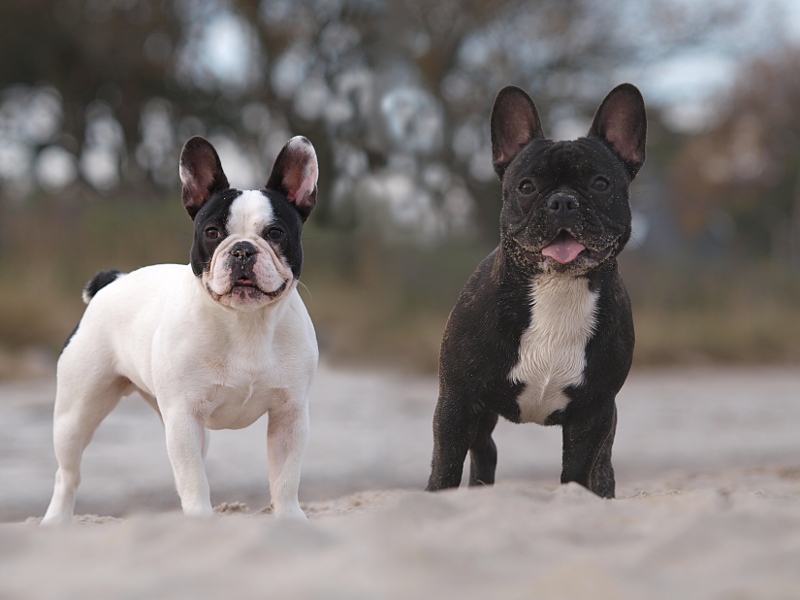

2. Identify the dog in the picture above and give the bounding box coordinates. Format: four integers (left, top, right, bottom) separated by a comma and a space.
42, 135, 319, 523
426, 83, 646, 498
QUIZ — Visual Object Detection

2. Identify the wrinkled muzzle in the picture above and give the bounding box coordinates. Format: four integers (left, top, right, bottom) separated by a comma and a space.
508, 191, 628, 274
203, 237, 294, 308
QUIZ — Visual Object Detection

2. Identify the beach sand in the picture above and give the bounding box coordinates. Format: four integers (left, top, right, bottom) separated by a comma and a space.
1, 364, 799, 598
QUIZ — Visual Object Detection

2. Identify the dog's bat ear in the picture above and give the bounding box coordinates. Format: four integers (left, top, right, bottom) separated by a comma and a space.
266, 136, 318, 222
491, 86, 544, 179
588, 83, 647, 178
179, 137, 230, 220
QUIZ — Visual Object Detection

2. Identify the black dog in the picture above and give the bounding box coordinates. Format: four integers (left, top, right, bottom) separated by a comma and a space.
426, 84, 646, 498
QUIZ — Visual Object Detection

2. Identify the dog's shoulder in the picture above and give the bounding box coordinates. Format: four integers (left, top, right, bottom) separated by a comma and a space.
276, 288, 318, 359
440, 248, 531, 385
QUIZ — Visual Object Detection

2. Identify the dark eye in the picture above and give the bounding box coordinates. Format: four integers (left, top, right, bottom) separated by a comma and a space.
268, 227, 284, 240
205, 227, 220, 240
518, 180, 535, 195
592, 177, 610, 191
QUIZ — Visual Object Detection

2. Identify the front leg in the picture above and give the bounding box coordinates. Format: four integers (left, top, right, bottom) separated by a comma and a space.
162, 407, 213, 516
560, 400, 617, 498
267, 400, 309, 520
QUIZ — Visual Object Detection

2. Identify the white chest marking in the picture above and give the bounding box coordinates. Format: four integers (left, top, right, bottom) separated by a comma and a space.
509, 275, 599, 425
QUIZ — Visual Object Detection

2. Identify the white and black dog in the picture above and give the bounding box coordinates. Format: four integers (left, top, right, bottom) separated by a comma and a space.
42, 136, 319, 523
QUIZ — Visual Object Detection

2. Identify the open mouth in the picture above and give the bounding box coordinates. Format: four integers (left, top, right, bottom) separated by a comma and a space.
230, 278, 287, 299
535, 230, 614, 265
542, 231, 586, 264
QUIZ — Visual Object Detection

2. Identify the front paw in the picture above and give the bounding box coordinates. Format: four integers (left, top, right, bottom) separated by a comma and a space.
273, 504, 308, 522
182, 503, 214, 518
40, 513, 72, 526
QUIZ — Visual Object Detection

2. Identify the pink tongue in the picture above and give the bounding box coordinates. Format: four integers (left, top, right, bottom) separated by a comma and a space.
542, 236, 585, 264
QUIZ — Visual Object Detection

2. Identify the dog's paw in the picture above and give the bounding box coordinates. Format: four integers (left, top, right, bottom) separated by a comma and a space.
181, 503, 215, 518
273, 505, 308, 522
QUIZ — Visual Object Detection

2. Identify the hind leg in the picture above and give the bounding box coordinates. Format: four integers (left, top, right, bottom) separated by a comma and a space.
427, 395, 477, 491
42, 371, 127, 524
468, 412, 499, 486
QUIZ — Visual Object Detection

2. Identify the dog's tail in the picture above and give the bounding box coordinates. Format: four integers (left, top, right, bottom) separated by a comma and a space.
82, 270, 126, 304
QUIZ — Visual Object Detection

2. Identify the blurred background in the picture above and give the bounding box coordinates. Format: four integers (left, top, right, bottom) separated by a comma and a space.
2, 0, 800, 376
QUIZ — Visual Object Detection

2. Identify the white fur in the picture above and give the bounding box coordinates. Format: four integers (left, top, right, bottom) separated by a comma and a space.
509, 274, 598, 424
42, 204, 317, 525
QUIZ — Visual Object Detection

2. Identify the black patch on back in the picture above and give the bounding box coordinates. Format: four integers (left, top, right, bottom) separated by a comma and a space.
61, 323, 80, 353
83, 269, 125, 301
64, 269, 125, 352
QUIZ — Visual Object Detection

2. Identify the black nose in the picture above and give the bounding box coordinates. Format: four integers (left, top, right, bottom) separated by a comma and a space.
547, 194, 579, 217
231, 241, 257, 261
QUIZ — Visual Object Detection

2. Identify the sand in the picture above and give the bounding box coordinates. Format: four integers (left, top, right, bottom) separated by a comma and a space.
1, 364, 800, 598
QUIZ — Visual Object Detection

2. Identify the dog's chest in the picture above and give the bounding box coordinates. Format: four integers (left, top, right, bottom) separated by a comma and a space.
205, 374, 281, 430
199, 327, 308, 430
509, 275, 598, 424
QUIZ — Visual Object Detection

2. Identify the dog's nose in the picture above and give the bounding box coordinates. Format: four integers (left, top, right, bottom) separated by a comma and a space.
231, 241, 257, 261
547, 194, 579, 217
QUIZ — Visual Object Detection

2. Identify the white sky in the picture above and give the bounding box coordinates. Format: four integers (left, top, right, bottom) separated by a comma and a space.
625, 0, 800, 130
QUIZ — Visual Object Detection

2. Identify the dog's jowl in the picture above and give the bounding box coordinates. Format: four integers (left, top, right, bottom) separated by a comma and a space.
43, 136, 319, 523
427, 84, 646, 498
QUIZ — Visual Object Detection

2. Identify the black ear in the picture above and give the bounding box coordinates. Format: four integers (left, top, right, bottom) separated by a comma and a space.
490, 86, 544, 179
179, 136, 230, 220
588, 83, 647, 178
266, 136, 318, 222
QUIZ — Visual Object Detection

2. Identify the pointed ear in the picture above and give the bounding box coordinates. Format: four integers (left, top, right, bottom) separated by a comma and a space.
266, 136, 318, 222
588, 83, 647, 178
491, 86, 544, 179
179, 136, 230, 220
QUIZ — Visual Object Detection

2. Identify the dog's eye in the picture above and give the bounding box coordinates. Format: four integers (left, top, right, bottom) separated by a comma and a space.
267, 228, 284, 240
518, 180, 535, 195
592, 177, 610, 191
205, 227, 221, 240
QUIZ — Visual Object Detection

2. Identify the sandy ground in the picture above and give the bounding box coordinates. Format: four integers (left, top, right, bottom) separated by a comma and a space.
1, 364, 800, 598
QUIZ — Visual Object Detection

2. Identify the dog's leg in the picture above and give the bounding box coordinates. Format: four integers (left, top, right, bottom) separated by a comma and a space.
267, 399, 309, 520
42, 375, 125, 525
426, 397, 475, 491
162, 407, 213, 516
202, 429, 211, 459
560, 401, 617, 498
468, 411, 499, 486
588, 405, 617, 498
